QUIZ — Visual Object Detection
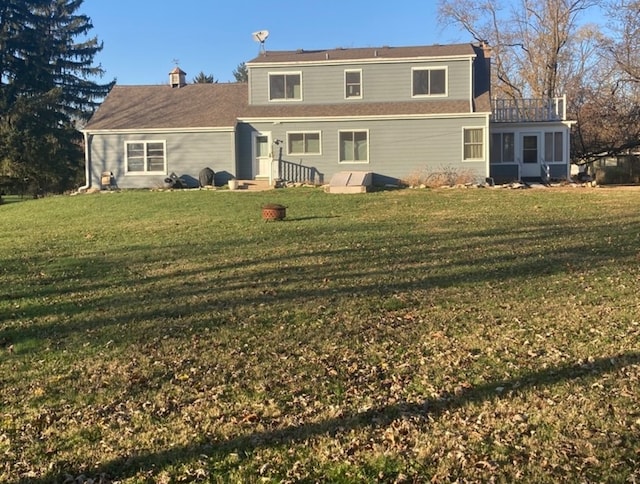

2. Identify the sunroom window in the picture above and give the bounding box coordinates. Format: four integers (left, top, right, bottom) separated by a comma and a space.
545, 132, 564, 162
490, 133, 515, 163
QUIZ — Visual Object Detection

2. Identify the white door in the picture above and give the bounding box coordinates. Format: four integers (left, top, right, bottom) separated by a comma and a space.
520, 133, 540, 178
253, 132, 272, 179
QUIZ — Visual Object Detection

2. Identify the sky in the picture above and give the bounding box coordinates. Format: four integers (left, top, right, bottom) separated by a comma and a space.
78, 0, 467, 85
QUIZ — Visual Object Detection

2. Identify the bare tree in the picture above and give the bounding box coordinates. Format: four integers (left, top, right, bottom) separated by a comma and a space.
570, 1, 640, 159
605, 0, 640, 82
438, 0, 598, 100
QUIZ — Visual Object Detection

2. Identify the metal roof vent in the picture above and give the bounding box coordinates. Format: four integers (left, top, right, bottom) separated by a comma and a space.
169, 67, 187, 88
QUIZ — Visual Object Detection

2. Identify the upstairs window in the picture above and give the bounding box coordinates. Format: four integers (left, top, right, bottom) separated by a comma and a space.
339, 130, 368, 163
345, 70, 362, 99
125, 141, 166, 173
269, 72, 302, 101
412, 67, 447, 97
490, 133, 515, 163
288, 132, 321, 155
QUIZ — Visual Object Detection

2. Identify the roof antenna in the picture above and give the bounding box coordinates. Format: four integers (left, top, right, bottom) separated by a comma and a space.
252, 30, 269, 55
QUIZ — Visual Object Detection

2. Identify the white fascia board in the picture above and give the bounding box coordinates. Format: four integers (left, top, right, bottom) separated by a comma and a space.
247, 54, 475, 69
239, 112, 491, 123
82, 126, 236, 135
488, 120, 575, 130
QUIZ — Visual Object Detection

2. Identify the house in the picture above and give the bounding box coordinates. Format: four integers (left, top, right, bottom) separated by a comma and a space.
81, 42, 574, 189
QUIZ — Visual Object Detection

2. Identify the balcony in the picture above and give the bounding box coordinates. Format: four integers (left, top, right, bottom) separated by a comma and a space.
492, 95, 566, 123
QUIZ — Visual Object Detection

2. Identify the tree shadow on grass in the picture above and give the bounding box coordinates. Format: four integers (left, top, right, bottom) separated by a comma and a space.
26, 351, 640, 484
4, 214, 639, 354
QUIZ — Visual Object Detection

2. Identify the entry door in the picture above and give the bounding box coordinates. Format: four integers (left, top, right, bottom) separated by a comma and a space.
253, 132, 272, 179
520, 133, 540, 178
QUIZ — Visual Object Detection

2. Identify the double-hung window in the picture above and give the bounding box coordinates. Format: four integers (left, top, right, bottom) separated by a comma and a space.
269, 72, 302, 101
544, 132, 564, 162
345, 70, 362, 99
125, 141, 166, 173
288, 132, 321, 155
339, 130, 368, 163
412, 67, 447, 97
490, 133, 515, 163
463, 128, 485, 161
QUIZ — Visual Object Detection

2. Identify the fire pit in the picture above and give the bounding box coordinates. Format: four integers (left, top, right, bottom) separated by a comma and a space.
262, 203, 286, 221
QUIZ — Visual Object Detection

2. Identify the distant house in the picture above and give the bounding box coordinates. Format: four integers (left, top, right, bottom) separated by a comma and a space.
81, 43, 574, 189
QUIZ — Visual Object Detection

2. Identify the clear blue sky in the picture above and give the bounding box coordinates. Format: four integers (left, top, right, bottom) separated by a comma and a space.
79, 0, 466, 85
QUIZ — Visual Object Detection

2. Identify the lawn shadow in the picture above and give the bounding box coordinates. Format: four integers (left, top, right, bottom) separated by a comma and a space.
26, 351, 640, 483
3, 213, 640, 354
283, 215, 341, 221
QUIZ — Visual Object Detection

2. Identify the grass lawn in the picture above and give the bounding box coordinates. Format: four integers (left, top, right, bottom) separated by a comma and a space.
1, 186, 639, 483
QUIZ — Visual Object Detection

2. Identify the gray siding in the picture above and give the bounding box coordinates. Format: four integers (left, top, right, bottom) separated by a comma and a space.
238, 115, 489, 184
249, 58, 472, 106
87, 130, 236, 189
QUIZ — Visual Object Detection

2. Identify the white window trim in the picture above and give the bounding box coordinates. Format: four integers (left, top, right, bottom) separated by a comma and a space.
411, 66, 448, 98
124, 140, 167, 175
344, 69, 363, 100
268, 71, 303, 102
286, 131, 322, 156
338, 129, 370, 164
462, 127, 485, 162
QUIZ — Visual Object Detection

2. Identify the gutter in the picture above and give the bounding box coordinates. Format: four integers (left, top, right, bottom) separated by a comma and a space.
78, 131, 91, 192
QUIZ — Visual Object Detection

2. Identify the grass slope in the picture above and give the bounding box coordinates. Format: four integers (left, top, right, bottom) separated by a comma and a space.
1, 188, 639, 483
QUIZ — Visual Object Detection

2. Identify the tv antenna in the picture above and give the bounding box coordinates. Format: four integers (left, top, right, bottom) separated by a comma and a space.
252, 30, 269, 54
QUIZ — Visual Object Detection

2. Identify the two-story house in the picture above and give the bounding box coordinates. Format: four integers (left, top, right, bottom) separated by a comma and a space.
81, 42, 572, 189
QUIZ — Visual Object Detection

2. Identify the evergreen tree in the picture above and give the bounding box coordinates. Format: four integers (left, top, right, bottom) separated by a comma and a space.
233, 62, 248, 83
0, 0, 113, 193
192, 71, 216, 83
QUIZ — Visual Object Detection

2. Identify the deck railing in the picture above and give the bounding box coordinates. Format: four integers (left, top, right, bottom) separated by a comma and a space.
492, 95, 566, 122
276, 159, 322, 185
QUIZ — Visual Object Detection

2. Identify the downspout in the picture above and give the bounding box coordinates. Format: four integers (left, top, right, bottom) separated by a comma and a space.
469, 55, 474, 113
485, 112, 491, 180
79, 131, 91, 192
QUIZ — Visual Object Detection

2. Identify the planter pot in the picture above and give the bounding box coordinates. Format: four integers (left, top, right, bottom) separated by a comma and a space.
262, 203, 286, 221
228, 179, 239, 190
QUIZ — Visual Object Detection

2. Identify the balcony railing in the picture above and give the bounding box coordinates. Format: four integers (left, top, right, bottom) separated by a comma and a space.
492, 95, 566, 122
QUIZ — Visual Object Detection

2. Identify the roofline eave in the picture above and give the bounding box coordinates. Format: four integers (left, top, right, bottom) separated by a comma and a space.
82, 126, 237, 135
238, 112, 491, 123
247, 54, 476, 68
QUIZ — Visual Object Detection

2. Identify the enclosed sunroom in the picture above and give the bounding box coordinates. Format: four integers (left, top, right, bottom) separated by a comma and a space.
489, 96, 574, 184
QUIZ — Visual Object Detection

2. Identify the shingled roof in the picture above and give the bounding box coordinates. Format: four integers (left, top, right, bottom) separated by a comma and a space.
247, 43, 478, 64
84, 83, 248, 130
241, 93, 491, 119
84, 42, 489, 131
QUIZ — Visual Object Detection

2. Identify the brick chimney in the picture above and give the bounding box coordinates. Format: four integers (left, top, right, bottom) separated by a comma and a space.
479, 40, 492, 59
